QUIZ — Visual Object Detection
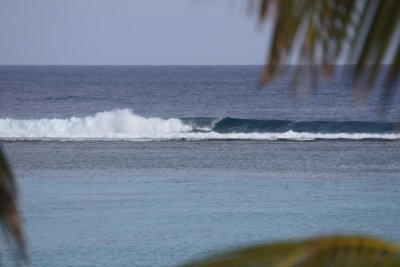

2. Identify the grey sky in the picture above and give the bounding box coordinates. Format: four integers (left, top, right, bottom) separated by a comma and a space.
0, 0, 269, 65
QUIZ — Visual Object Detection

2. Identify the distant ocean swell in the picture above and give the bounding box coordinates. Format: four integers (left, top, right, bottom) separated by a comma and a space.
0, 109, 399, 141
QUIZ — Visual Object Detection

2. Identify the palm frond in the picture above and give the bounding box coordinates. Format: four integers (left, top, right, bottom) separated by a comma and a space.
255, 0, 400, 111
185, 236, 400, 267
0, 148, 26, 261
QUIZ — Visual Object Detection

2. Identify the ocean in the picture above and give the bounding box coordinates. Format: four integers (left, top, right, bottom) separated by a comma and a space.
0, 66, 399, 266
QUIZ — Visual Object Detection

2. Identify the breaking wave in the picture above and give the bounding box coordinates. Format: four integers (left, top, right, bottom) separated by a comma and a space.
0, 109, 399, 141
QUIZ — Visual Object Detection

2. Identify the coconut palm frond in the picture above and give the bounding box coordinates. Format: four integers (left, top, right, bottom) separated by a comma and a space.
256, 0, 400, 110
185, 236, 400, 267
0, 148, 26, 261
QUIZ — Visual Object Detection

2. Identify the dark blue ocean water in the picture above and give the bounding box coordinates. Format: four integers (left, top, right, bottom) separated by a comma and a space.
0, 66, 399, 266
1, 65, 399, 122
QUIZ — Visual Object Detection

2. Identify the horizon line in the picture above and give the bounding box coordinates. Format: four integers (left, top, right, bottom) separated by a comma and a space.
0, 64, 386, 67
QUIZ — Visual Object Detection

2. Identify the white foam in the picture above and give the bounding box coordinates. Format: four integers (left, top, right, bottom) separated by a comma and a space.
110, 131, 397, 141
0, 109, 192, 139
0, 110, 399, 141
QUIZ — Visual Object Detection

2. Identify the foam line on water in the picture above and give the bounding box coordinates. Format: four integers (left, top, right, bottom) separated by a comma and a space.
0, 109, 192, 139
1, 109, 399, 140
1, 131, 399, 141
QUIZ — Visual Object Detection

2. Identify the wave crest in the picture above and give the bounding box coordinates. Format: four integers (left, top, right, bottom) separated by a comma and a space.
0, 109, 192, 139
1, 109, 399, 141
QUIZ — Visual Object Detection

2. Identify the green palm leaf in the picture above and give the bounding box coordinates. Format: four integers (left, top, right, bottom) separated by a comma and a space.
256, 0, 400, 111
0, 148, 26, 261
185, 236, 400, 267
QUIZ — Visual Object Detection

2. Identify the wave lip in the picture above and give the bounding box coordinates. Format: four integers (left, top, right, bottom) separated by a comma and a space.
0, 109, 399, 141
213, 117, 398, 134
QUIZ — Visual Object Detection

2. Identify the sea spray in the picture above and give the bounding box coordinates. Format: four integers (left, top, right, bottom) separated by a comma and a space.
0, 109, 192, 139
0, 109, 399, 140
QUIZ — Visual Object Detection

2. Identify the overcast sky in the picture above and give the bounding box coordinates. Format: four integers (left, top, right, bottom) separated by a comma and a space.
0, 0, 270, 65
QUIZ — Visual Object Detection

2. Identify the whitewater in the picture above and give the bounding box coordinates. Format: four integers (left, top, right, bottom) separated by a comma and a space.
1, 109, 399, 141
